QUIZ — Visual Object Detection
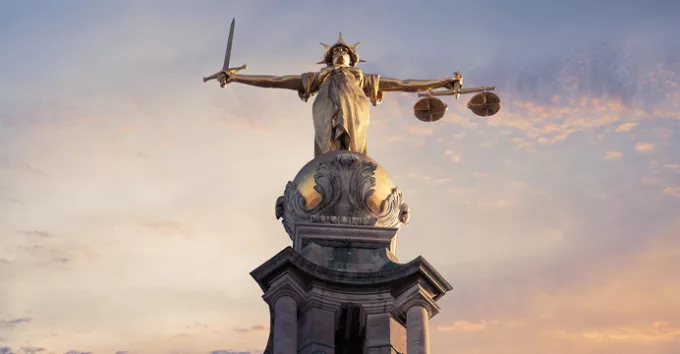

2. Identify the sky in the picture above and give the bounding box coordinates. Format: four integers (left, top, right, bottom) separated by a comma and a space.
1, 0, 680, 353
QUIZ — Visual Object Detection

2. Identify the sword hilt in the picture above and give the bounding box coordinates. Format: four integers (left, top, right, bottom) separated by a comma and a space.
202, 64, 248, 84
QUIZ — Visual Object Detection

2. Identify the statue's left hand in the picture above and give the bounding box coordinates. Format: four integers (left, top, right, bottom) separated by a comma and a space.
447, 71, 463, 90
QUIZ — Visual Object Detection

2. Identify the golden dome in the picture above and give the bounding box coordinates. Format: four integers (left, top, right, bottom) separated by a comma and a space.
293, 151, 396, 214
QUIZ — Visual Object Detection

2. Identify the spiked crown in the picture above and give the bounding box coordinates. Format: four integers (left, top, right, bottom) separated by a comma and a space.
317, 33, 366, 66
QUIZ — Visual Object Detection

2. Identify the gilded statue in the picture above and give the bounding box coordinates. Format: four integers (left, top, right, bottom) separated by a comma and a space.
204, 20, 500, 156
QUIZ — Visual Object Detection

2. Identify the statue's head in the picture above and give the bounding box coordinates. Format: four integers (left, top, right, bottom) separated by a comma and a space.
331, 46, 351, 67
318, 33, 365, 67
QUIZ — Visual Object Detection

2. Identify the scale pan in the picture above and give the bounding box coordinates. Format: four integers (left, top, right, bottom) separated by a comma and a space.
413, 96, 448, 122
467, 92, 501, 117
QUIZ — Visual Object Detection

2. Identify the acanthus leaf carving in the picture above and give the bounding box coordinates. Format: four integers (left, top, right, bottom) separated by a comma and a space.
275, 153, 408, 239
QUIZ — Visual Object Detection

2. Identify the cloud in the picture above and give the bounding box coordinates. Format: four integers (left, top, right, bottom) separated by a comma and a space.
210, 351, 252, 354
437, 320, 487, 332
662, 164, 679, 169
233, 325, 268, 333
463, 199, 515, 208
663, 187, 680, 198
0, 318, 32, 329
385, 135, 405, 142
615, 122, 639, 132
444, 149, 461, 163
17, 230, 53, 238
142, 220, 191, 238
405, 124, 435, 136
634, 142, 656, 153
604, 150, 623, 160
553, 321, 680, 343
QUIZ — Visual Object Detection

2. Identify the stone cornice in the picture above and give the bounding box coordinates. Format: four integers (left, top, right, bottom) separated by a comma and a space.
261, 272, 307, 306
294, 223, 399, 253
395, 283, 441, 319
250, 247, 452, 300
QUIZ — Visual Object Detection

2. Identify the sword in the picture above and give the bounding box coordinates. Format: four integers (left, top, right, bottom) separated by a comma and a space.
203, 18, 248, 87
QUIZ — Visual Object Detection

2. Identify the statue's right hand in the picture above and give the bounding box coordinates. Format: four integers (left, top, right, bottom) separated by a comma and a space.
218, 71, 234, 88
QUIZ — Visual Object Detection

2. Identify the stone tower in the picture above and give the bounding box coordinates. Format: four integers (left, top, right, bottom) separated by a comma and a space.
251, 151, 452, 354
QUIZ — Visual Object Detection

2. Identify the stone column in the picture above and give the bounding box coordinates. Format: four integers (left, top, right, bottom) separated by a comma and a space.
406, 305, 430, 354
274, 295, 298, 354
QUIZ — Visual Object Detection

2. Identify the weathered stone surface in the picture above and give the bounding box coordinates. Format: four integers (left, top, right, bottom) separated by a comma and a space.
365, 313, 407, 354
273, 296, 298, 354
298, 307, 335, 354
251, 225, 451, 354
251, 246, 451, 298
407, 305, 430, 354
299, 241, 400, 273
295, 223, 399, 255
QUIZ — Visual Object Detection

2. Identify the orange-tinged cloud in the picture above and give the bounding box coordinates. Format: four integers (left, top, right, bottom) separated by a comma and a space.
444, 149, 461, 163
428, 219, 680, 354
553, 321, 680, 343
634, 142, 655, 153
615, 122, 639, 132
437, 320, 487, 332
663, 187, 680, 198
604, 150, 623, 160
406, 124, 435, 136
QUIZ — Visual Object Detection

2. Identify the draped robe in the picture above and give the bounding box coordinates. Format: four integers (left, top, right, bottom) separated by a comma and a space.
298, 65, 382, 156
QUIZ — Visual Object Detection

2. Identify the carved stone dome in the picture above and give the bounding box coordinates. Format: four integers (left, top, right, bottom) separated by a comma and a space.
275, 151, 409, 239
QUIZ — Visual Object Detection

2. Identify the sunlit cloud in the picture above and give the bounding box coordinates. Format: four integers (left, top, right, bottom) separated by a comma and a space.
663, 187, 680, 198
233, 325, 268, 334
634, 142, 656, 153
444, 149, 461, 163
553, 321, 680, 343
615, 122, 639, 132
604, 150, 623, 160
437, 320, 487, 332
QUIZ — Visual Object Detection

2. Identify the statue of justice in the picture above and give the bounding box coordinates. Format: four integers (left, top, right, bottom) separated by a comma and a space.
203, 19, 501, 157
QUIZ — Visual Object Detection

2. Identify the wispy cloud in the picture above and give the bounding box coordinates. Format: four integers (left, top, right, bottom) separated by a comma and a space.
444, 149, 461, 163
634, 142, 656, 153
233, 325, 268, 334
0, 317, 32, 329
437, 320, 487, 332
615, 122, 639, 132
604, 150, 623, 160
17, 230, 53, 238
553, 321, 680, 343
663, 187, 680, 198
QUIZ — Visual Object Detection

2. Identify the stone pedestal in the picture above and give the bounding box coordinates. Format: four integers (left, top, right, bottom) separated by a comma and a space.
252, 151, 452, 354
251, 224, 451, 354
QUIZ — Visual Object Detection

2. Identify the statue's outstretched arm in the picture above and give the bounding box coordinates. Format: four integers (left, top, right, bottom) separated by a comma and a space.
378, 72, 462, 93
220, 72, 303, 91
378, 77, 457, 93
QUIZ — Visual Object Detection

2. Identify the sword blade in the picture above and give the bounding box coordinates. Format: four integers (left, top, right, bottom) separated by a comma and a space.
222, 18, 235, 71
